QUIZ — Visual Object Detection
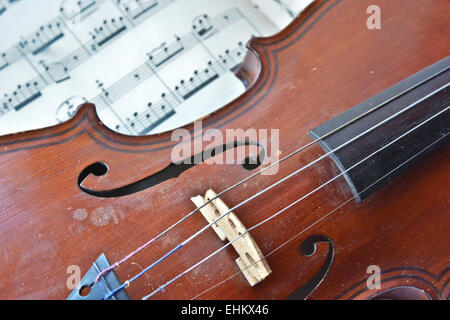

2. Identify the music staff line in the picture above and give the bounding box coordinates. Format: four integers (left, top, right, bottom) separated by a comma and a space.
56, 42, 246, 135
93, 9, 245, 110
0, 0, 175, 73
77, 10, 247, 135
110, 43, 247, 135
1, 0, 105, 71
0, 0, 22, 17
1, 7, 245, 121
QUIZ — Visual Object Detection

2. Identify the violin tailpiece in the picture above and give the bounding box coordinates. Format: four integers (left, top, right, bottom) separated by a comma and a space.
191, 189, 271, 286
67, 253, 130, 300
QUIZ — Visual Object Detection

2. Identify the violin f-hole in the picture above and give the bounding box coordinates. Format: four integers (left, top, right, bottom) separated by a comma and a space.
78, 140, 266, 198
287, 234, 335, 300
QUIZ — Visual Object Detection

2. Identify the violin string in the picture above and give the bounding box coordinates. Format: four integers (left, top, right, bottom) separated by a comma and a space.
105, 87, 449, 300
103, 87, 448, 299
93, 70, 447, 284
141, 108, 448, 300
189, 132, 448, 300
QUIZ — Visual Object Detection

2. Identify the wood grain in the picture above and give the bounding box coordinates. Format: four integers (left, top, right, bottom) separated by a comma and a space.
0, 0, 448, 299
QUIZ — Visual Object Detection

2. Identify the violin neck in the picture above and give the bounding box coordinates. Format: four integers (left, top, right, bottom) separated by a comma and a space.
310, 56, 450, 202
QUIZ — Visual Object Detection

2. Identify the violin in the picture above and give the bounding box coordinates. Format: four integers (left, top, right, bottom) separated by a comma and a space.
0, 0, 448, 300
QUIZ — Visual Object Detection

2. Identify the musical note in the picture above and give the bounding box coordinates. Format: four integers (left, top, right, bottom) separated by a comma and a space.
1, 5, 243, 111
0, 1, 300, 137
0, 53, 9, 71
0, 101, 8, 117
59, 47, 91, 72
177, 64, 220, 100
119, 0, 158, 20
218, 42, 246, 71
97, 40, 244, 135
148, 35, 185, 67
192, 14, 216, 39
0, 1, 187, 121
116, 47, 246, 135
55, 96, 88, 122
131, 93, 177, 135
90, 17, 128, 47
3, 79, 43, 111
60, 0, 99, 20
95, 79, 112, 103
125, 42, 247, 134
0, 91, 12, 116
40, 61, 71, 84
19, 18, 65, 55
88, 9, 245, 115
0, 0, 173, 73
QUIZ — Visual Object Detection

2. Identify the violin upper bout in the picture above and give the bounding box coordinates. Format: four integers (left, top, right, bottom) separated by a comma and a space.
234, 0, 332, 91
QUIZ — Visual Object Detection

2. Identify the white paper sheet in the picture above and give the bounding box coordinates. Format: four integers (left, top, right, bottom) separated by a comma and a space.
0, 0, 312, 136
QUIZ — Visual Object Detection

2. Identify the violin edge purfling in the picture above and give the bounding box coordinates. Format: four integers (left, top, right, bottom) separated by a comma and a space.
0, 0, 449, 300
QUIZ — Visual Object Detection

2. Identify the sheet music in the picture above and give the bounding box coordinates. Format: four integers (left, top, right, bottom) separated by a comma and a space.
0, 0, 312, 136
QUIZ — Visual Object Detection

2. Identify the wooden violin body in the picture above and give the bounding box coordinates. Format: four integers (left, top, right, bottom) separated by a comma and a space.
0, 0, 449, 299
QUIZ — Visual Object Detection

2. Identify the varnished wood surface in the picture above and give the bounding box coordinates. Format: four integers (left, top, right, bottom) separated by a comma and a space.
0, 0, 449, 299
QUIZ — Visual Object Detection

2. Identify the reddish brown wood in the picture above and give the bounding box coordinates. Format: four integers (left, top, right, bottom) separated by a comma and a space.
0, 0, 449, 300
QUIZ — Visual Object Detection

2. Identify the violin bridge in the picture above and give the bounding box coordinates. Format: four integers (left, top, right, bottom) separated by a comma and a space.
191, 189, 271, 286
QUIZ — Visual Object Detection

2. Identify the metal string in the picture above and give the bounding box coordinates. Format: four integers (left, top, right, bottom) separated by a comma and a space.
103, 83, 448, 299
189, 133, 448, 300
94, 67, 446, 283
141, 107, 449, 300
93, 69, 448, 284
105, 86, 448, 299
